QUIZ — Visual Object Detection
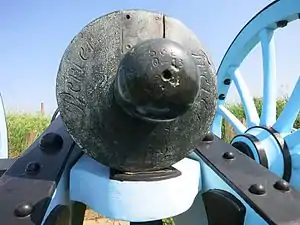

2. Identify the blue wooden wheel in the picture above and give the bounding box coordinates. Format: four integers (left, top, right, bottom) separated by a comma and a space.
211, 0, 300, 187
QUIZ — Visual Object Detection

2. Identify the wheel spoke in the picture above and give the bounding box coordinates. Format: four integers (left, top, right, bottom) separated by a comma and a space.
284, 129, 300, 150
228, 67, 259, 127
217, 105, 247, 134
273, 77, 300, 133
259, 28, 277, 126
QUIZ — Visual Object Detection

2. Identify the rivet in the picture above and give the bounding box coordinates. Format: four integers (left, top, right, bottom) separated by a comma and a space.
202, 133, 214, 142
40, 133, 63, 153
14, 203, 33, 217
224, 79, 231, 85
274, 180, 290, 192
126, 44, 131, 49
218, 94, 225, 100
25, 162, 41, 174
276, 20, 288, 28
223, 152, 235, 160
249, 184, 266, 195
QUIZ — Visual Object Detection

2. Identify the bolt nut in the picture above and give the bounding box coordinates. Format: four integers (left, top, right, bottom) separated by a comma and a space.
40, 133, 63, 153
224, 79, 231, 85
14, 203, 33, 217
218, 94, 225, 100
274, 180, 290, 192
276, 20, 288, 28
202, 133, 214, 142
25, 162, 41, 174
223, 152, 235, 160
249, 184, 266, 195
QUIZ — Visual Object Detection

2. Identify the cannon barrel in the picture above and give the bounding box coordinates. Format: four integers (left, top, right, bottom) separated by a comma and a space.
56, 10, 217, 172
115, 38, 201, 122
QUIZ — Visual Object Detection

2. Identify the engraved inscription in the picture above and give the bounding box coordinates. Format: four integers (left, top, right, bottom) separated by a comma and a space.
67, 81, 81, 92
67, 61, 85, 80
149, 50, 156, 56
191, 51, 210, 67
152, 57, 159, 67
79, 36, 95, 61
170, 50, 183, 70
66, 62, 85, 93
192, 51, 216, 76
147, 48, 184, 71
59, 92, 85, 112
93, 64, 108, 91
61, 58, 87, 113
160, 48, 167, 56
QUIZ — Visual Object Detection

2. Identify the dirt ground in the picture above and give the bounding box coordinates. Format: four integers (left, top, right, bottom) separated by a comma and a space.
83, 209, 129, 225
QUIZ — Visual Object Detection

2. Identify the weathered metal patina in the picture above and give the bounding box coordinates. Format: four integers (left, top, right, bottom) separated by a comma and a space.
56, 10, 217, 172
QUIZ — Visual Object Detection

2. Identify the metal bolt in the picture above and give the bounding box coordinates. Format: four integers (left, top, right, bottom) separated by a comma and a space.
14, 203, 33, 217
276, 20, 288, 28
274, 180, 290, 192
223, 152, 235, 160
25, 162, 41, 174
224, 79, 231, 85
202, 133, 214, 142
218, 94, 225, 100
249, 184, 266, 195
40, 133, 63, 153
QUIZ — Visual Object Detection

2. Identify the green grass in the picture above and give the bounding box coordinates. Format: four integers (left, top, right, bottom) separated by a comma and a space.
6, 113, 50, 157
222, 98, 300, 138
5, 97, 300, 157
225, 97, 289, 120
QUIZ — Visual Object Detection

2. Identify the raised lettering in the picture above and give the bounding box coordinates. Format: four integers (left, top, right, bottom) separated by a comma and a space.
67, 81, 81, 93
59, 92, 85, 112
67, 62, 85, 81
151, 57, 159, 67
79, 40, 94, 61
191, 51, 210, 67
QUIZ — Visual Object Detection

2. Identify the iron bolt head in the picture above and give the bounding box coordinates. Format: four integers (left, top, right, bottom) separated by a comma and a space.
25, 162, 41, 174
223, 79, 231, 85
249, 184, 266, 195
14, 203, 33, 217
274, 180, 290, 192
223, 152, 235, 160
40, 133, 63, 153
218, 94, 225, 100
202, 133, 214, 142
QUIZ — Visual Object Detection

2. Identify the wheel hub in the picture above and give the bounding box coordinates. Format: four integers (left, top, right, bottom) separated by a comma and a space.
231, 126, 291, 181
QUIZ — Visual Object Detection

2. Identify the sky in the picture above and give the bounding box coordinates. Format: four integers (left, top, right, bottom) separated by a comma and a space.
0, 0, 299, 116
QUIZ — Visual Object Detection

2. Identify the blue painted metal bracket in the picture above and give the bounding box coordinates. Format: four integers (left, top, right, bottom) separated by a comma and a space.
174, 136, 300, 225
196, 136, 300, 225
69, 155, 201, 222
2, 123, 300, 224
